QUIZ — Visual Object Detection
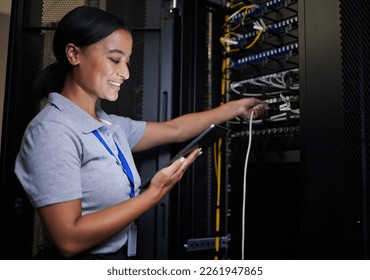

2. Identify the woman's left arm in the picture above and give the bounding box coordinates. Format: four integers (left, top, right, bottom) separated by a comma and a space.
133, 98, 266, 152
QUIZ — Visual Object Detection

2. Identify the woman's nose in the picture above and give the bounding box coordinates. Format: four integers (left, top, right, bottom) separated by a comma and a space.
118, 71, 129, 81
118, 62, 130, 81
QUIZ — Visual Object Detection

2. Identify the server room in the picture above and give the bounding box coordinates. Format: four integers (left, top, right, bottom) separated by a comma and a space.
0, 0, 369, 261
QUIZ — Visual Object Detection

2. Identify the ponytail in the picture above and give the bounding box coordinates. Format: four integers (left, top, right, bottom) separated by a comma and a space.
33, 62, 66, 101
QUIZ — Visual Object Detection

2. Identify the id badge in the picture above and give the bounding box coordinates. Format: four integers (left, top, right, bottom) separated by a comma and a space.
127, 222, 137, 257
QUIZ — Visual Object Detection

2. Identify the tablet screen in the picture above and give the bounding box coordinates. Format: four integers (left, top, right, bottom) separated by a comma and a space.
139, 124, 229, 190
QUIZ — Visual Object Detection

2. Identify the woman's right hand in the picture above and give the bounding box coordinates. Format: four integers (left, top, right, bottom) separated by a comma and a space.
147, 148, 202, 199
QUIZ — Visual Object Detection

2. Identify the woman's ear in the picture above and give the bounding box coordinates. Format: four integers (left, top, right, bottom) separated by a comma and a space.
65, 43, 81, 65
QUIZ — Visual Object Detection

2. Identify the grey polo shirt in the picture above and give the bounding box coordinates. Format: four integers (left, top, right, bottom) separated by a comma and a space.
15, 92, 146, 254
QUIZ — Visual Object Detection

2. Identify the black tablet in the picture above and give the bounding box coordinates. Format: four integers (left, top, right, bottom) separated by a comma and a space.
139, 124, 229, 190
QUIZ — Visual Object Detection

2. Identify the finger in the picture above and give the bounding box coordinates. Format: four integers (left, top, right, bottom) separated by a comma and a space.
176, 148, 202, 174
179, 156, 187, 170
183, 148, 202, 165
163, 148, 202, 181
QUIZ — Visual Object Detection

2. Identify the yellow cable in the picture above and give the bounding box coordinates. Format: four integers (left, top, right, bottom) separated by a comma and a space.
227, 48, 240, 53
220, 32, 240, 52
216, 138, 222, 207
214, 7, 233, 257
230, 2, 244, 9
216, 208, 220, 233
230, 23, 241, 31
215, 235, 220, 252
225, 31, 239, 38
213, 143, 218, 177
221, 59, 226, 96
213, 143, 219, 260
246, 29, 264, 49
228, 5, 250, 23
222, 3, 263, 52
214, 137, 222, 259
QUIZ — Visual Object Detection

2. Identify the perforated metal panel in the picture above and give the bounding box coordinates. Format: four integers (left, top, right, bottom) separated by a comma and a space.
41, 0, 86, 27
341, 0, 370, 259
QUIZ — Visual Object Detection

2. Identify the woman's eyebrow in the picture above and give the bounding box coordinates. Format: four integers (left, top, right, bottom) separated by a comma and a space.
108, 49, 125, 56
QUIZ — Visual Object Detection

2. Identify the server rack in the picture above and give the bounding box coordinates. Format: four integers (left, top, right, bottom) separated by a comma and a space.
169, 0, 369, 260
220, 0, 300, 260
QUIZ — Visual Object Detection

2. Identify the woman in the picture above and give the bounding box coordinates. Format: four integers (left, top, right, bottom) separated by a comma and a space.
14, 6, 266, 259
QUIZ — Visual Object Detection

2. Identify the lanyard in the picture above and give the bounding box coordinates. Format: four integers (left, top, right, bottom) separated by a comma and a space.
92, 130, 135, 198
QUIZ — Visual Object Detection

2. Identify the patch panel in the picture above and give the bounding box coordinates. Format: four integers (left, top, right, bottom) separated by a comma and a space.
230, 0, 298, 23
230, 68, 299, 95
230, 124, 300, 139
230, 43, 298, 67
235, 16, 298, 43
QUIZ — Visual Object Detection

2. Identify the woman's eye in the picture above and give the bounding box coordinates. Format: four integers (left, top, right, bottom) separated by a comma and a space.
110, 58, 120, 64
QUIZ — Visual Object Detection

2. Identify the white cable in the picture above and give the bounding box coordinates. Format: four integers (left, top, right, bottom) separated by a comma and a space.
279, 94, 300, 114
223, 37, 239, 45
240, 109, 295, 260
242, 109, 255, 260
270, 112, 287, 120
230, 82, 289, 97
230, 116, 262, 124
249, 80, 266, 86
232, 68, 299, 90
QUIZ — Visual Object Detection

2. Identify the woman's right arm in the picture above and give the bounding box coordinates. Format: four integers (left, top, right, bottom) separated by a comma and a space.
38, 148, 201, 258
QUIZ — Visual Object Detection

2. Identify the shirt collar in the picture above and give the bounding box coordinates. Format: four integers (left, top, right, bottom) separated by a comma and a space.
47, 92, 112, 134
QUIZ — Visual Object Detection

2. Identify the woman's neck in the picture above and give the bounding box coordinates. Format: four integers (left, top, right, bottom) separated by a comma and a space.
61, 81, 99, 120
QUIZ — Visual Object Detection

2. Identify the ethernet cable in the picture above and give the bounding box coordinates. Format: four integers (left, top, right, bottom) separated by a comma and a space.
279, 94, 300, 114
230, 68, 300, 95
240, 108, 294, 260
241, 109, 255, 260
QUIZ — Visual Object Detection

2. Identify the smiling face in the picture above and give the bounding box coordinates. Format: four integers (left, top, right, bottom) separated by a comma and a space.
66, 29, 133, 102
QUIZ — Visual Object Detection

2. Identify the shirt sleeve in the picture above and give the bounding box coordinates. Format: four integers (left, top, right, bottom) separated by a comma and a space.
108, 115, 146, 149
15, 121, 83, 208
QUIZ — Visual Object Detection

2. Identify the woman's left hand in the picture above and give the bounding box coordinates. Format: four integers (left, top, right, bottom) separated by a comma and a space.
236, 97, 269, 120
